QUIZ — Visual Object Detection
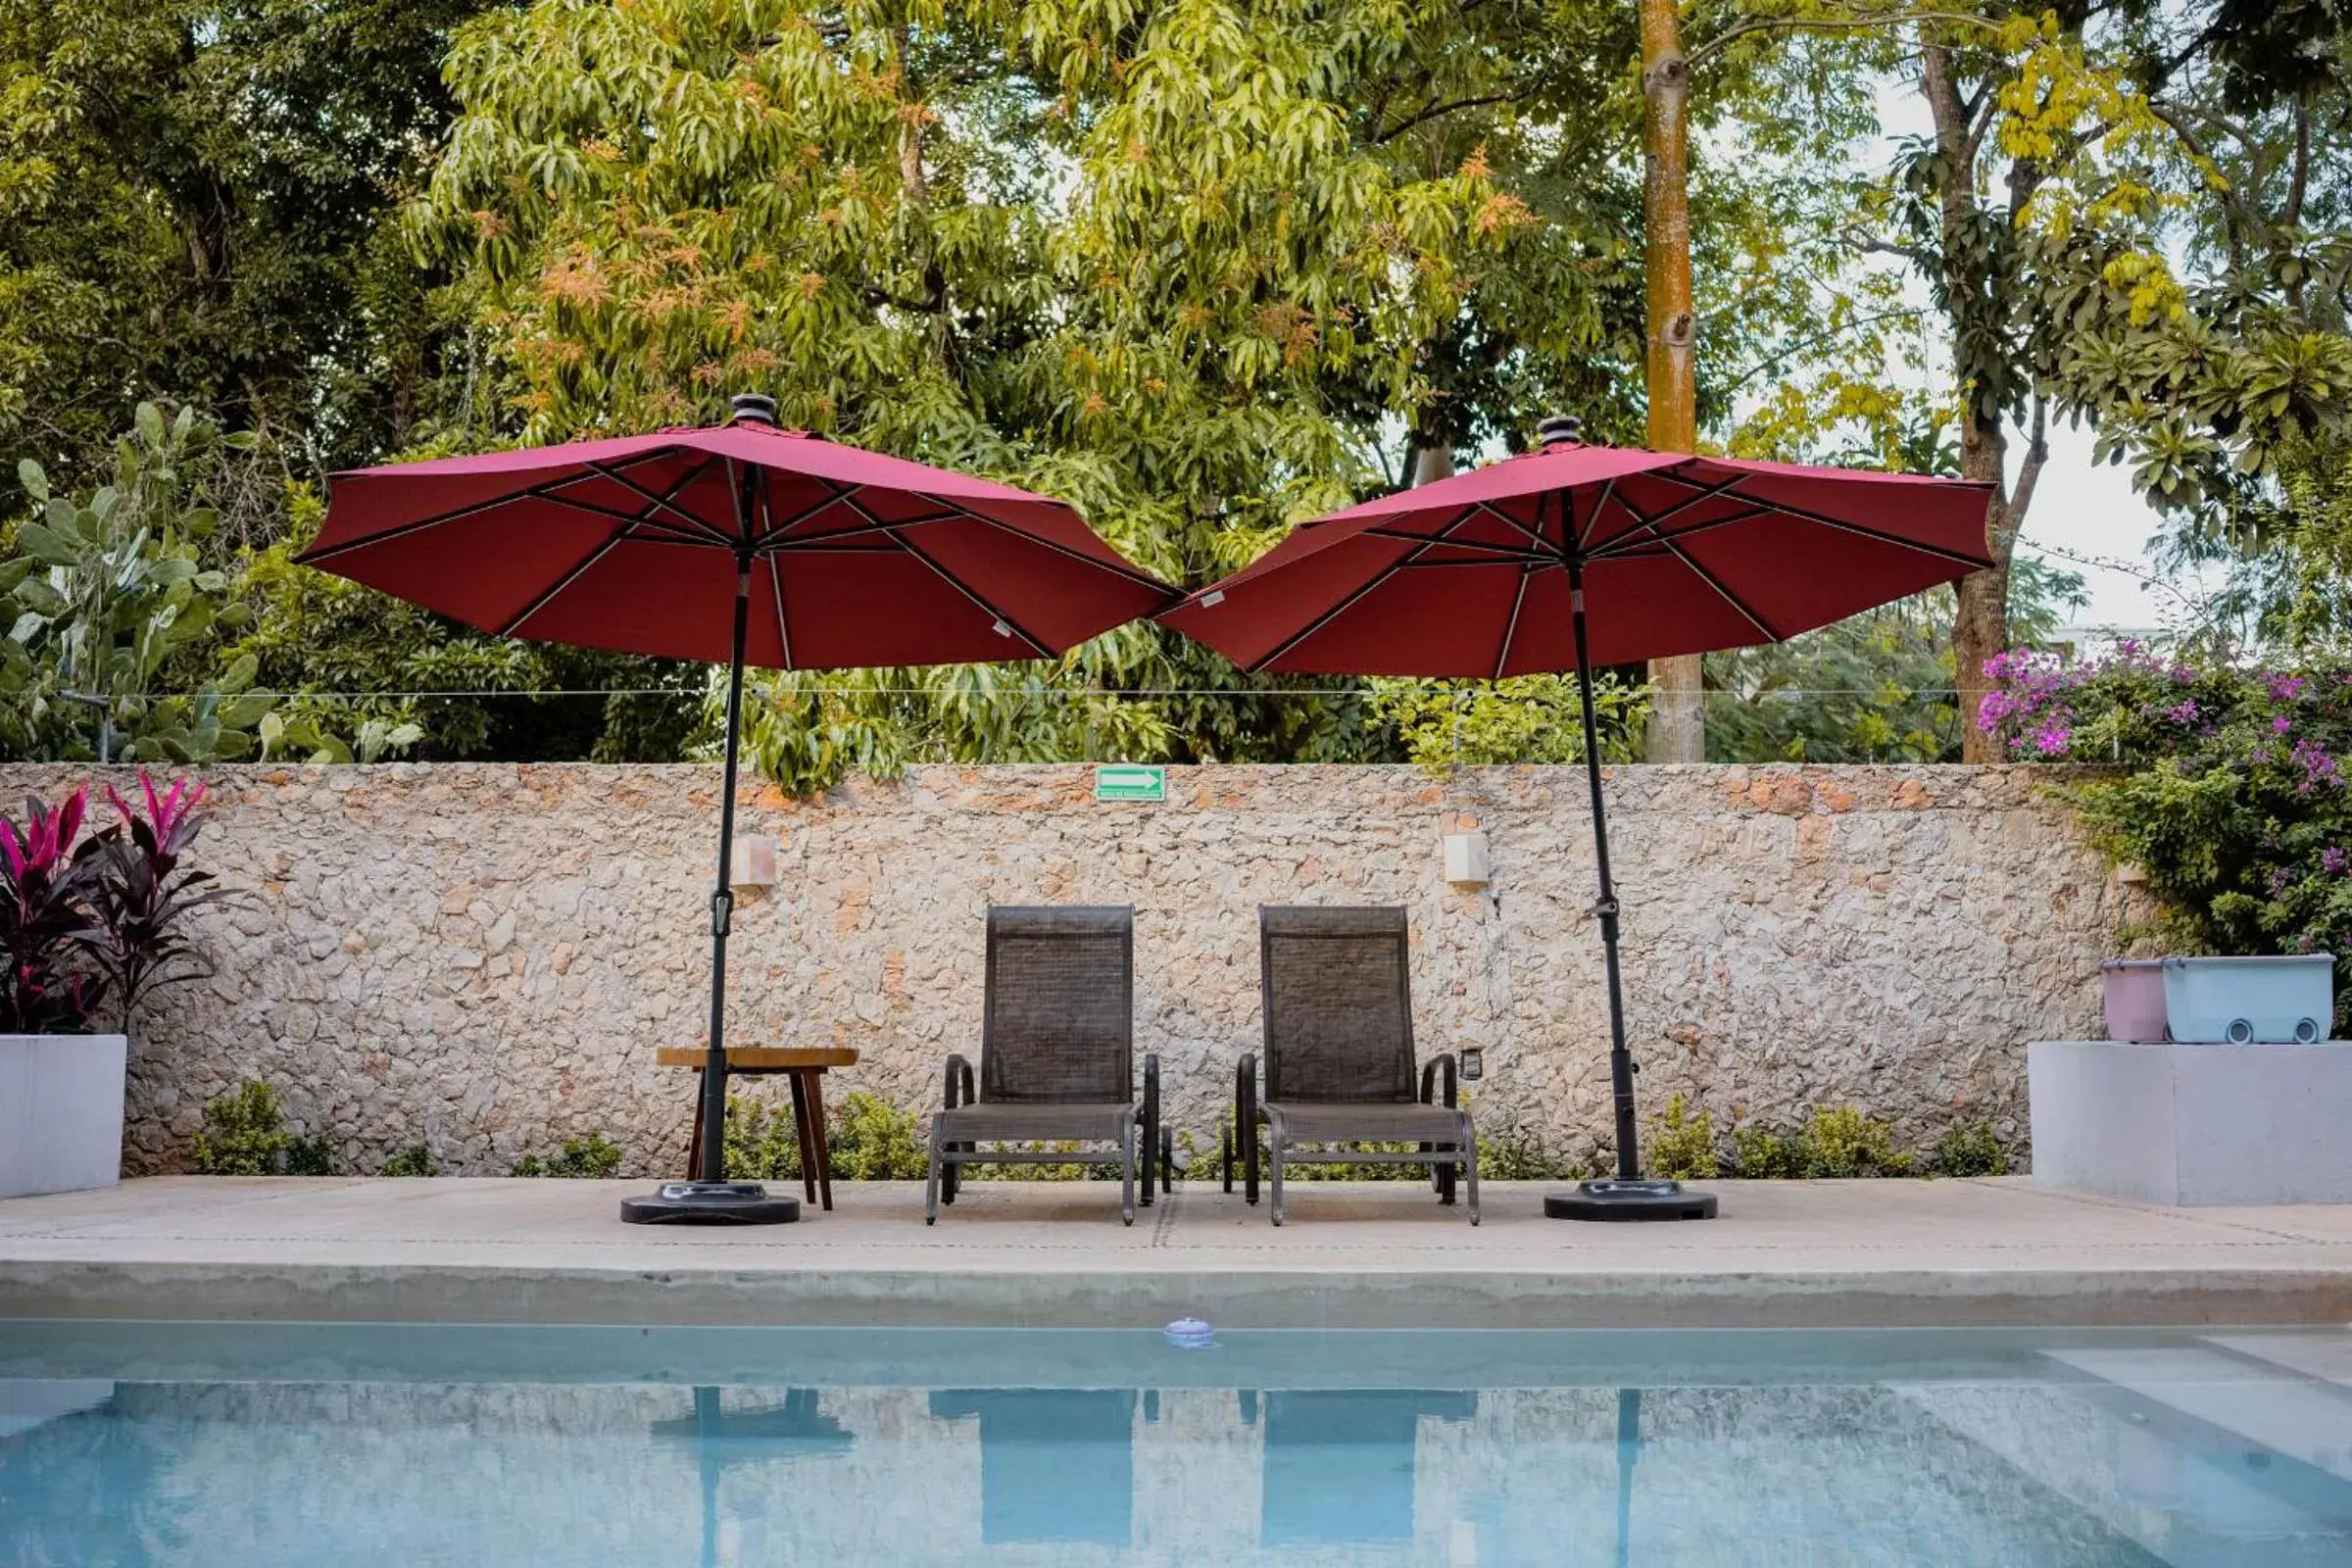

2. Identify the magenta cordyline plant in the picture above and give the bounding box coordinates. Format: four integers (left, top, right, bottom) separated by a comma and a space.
0, 789, 112, 1032
0, 773, 221, 1033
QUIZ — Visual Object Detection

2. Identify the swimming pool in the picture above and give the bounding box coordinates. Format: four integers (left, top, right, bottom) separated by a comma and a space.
5, 1322, 2349, 1564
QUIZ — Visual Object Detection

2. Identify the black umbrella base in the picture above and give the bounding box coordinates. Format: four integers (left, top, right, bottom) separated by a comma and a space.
1544, 1179, 1718, 1222
619, 1182, 801, 1226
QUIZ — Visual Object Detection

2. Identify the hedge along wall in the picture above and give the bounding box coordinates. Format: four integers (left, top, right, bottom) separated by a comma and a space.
0, 762, 2121, 1177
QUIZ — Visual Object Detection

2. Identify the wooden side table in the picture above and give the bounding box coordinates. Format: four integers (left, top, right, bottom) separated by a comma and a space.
658, 1046, 859, 1211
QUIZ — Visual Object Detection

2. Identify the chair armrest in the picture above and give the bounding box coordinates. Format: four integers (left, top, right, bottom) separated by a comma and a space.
1420, 1053, 1459, 1108
1238, 1052, 1258, 1129
944, 1053, 976, 1110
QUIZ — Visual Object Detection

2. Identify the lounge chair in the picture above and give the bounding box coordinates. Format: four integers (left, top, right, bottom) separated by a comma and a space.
926, 906, 1159, 1225
1224, 905, 1478, 1224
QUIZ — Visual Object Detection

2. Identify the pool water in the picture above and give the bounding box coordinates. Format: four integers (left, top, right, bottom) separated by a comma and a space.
5, 1323, 2352, 1565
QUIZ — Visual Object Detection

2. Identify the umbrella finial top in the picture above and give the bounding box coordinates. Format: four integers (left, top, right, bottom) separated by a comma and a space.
1536, 414, 1583, 450
727, 392, 780, 427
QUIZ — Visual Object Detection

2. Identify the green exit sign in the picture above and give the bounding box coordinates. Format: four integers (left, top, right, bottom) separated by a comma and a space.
1094, 764, 1166, 803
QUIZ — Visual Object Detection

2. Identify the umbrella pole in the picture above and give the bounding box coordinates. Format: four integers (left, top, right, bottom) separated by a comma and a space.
1544, 554, 1716, 1221
695, 563, 753, 1183
1564, 559, 1642, 1181
620, 552, 799, 1224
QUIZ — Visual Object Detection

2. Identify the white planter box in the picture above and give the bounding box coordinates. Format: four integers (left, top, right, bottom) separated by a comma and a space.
2030, 1040, 2352, 1205
0, 1033, 128, 1199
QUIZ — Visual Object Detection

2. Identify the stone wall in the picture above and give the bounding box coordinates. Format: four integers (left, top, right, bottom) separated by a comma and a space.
0, 762, 2121, 1176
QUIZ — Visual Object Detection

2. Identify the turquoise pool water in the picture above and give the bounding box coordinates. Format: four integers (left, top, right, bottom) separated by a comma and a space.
5, 1323, 2351, 1565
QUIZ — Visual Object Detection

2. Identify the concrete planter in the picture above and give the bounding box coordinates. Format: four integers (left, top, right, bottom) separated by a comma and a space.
0, 1033, 128, 1199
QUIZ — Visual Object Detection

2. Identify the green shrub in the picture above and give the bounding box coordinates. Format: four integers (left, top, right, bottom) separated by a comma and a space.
381, 1143, 438, 1178
1476, 1123, 1586, 1182
724, 1095, 804, 1181
1643, 1094, 1721, 1180
190, 1079, 333, 1175
1730, 1122, 1811, 1180
1803, 1106, 1914, 1177
724, 1092, 928, 1181
1928, 1122, 2010, 1178
829, 1093, 929, 1180
511, 1132, 623, 1178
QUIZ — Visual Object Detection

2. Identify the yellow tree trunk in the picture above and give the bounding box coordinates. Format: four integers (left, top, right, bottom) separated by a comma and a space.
1641, 0, 1705, 762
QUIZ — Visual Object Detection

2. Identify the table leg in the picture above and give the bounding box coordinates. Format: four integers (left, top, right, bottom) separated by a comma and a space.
787, 1069, 818, 1204
808, 1071, 834, 1212
686, 1069, 707, 1181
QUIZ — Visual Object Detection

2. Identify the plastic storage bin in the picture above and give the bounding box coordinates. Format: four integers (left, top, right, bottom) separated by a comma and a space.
2160, 955, 2336, 1044
2099, 959, 2170, 1042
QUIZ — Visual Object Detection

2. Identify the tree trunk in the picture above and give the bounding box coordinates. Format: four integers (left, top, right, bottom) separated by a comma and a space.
1921, 37, 2025, 762
1639, 0, 1704, 763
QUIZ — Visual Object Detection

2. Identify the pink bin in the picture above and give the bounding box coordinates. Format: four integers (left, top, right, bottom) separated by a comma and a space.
2100, 959, 2170, 1043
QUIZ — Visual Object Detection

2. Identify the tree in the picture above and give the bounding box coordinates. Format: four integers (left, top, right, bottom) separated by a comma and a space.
416, 0, 1659, 784
1640, 0, 1706, 762
0, 0, 492, 484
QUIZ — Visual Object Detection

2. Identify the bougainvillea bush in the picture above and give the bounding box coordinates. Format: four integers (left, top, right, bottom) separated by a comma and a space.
0, 774, 220, 1032
1983, 644, 2351, 1027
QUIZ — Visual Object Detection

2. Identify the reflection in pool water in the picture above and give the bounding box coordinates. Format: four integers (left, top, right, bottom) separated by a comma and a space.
4, 1325, 2350, 1565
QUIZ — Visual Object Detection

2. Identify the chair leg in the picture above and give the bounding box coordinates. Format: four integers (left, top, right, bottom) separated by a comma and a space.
1438, 1147, 1457, 1205
1461, 1114, 1481, 1226
1245, 1119, 1260, 1206
1221, 1124, 1233, 1194
924, 1122, 944, 1226
1160, 1124, 1175, 1196
1268, 1132, 1286, 1226
1120, 1120, 1137, 1227
1140, 1106, 1157, 1208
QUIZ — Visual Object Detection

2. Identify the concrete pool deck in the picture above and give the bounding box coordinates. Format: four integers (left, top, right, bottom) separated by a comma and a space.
7, 1176, 2352, 1329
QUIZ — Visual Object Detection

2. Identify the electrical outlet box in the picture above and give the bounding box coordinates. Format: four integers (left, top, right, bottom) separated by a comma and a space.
730, 835, 779, 887
1442, 831, 1491, 887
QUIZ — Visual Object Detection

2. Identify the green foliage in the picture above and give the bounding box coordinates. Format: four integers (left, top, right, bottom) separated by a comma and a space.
0, 0, 490, 478
190, 1078, 331, 1175
724, 1091, 928, 1182
1643, 1094, 1722, 1181
1802, 1105, 1916, 1179
510, 1131, 623, 1179
1, 406, 280, 762
1985, 649, 2352, 1026
1725, 1105, 1915, 1179
1366, 675, 1649, 772
1729, 1121, 1811, 1181
1928, 1122, 2011, 1179
380, 1143, 438, 1178
1474, 1122, 1587, 1182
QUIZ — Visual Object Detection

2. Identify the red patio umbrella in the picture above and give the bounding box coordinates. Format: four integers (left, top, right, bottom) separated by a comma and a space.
1162, 416, 1995, 1218
301, 394, 1173, 1224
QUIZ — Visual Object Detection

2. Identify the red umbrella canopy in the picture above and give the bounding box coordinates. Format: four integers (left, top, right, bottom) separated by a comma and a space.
1159, 433, 1996, 676
299, 410, 1172, 668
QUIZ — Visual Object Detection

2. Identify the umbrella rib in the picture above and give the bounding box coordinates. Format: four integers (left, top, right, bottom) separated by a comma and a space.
1653, 534, 1784, 643
1360, 527, 1547, 564
767, 553, 795, 668
830, 491, 1057, 657
584, 458, 735, 546
760, 480, 859, 545
1735, 499, 1996, 569
494, 524, 639, 636
1494, 562, 1537, 681
1243, 507, 1487, 673
1585, 471, 1745, 552
1586, 504, 1774, 560
910, 491, 1174, 594
1573, 479, 1618, 552
298, 459, 723, 564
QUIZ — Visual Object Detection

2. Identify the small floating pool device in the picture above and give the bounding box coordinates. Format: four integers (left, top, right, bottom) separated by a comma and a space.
1163, 1317, 1214, 1349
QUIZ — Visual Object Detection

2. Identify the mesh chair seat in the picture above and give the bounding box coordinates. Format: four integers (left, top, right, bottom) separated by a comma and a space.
1260, 1102, 1469, 1145
927, 906, 1154, 1225
1238, 906, 1480, 1225
934, 1102, 1138, 1144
